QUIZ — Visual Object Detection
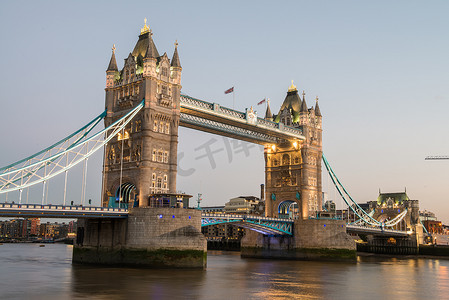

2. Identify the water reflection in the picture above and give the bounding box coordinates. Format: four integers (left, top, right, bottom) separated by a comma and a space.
71, 264, 206, 299
1, 245, 449, 299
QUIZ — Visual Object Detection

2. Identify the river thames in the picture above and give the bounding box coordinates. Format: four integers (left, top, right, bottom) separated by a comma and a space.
0, 243, 448, 299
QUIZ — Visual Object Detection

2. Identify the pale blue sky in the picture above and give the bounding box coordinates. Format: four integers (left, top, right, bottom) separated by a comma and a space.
1, 1, 449, 222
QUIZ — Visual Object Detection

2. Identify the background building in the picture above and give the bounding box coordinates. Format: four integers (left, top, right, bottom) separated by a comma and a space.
224, 196, 261, 214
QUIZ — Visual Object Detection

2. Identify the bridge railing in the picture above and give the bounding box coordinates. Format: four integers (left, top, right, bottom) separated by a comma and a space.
0, 203, 127, 213
180, 95, 214, 110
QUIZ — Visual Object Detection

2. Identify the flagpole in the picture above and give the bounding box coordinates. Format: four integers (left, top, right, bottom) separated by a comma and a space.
233, 86, 235, 110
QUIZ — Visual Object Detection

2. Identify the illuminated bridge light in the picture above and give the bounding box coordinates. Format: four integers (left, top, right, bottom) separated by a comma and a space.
158, 214, 163, 219
172, 215, 175, 218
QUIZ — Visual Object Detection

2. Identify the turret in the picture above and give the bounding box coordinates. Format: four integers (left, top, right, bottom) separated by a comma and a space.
315, 96, 322, 129
299, 91, 308, 125
143, 35, 158, 77
105, 45, 118, 116
265, 99, 273, 121
106, 45, 118, 88
170, 41, 182, 84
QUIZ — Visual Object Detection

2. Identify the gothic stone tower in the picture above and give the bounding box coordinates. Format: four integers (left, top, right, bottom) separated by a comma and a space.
102, 21, 182, 207
264, 82, 322, 219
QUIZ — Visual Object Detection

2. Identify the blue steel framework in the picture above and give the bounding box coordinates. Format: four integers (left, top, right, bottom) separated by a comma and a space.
201, 213, 294, 235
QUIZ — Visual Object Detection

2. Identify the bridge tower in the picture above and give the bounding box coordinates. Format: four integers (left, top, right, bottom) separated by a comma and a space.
264, 82, 323, 219
74, 21, 206, 269
102, 20, 182, 208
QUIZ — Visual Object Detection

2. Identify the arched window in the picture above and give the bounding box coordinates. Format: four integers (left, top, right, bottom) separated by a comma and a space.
282, 154, 290, 165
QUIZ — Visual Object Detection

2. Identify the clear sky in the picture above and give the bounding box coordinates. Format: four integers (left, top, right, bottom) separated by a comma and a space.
1, 1, 449, 222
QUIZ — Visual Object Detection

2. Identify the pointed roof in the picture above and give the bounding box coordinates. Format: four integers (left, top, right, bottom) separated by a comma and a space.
315, 96, 322, 116
274, 82, 302, 123
278, 89, 301, 114
107, 45, 118, 71
300, 91, 308, 113
133, 32, 159, 59
171, 41, 181, 68
144, 36, 158, 59
265, 100, 272, 119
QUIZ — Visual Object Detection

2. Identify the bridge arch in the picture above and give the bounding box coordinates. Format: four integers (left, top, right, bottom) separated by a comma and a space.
278, 200, 299, 219
201, 214, 293, 235
114, 182, 137, 208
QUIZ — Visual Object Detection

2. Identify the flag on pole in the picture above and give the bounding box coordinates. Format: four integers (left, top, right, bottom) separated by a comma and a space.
224, 87, 234, 94
257, 98, 266, 105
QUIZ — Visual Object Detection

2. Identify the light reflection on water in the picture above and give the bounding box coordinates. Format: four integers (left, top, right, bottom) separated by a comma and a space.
0, 244, 448, 299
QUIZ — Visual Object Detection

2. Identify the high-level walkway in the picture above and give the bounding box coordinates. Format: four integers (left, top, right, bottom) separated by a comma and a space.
180, 95, 304, 144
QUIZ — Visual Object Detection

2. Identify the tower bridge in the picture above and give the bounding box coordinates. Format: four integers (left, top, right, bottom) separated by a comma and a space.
0, 20, 424, 267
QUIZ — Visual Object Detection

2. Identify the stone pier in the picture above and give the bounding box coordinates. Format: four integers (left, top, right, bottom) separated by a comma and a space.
73, 207, 207, 268
241, 219, 356, 261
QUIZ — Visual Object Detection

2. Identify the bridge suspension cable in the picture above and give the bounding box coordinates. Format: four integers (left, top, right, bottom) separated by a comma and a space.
322, 154, 381, 226
0, 101, 144, 194
323, 155, 409, 228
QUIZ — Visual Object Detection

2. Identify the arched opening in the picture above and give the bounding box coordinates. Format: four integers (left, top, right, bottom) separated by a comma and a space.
282, 154, 290, 165
278, 200, 299, 219
114, 182, 137, 208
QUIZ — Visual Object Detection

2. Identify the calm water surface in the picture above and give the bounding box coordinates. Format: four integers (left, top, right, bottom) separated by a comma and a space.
0, 243, 448, 299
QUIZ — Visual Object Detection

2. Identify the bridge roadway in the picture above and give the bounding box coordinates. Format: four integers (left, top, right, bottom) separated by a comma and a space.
346, 224, 410, 237
0, 203, 128, 219
0, 203, 410, 237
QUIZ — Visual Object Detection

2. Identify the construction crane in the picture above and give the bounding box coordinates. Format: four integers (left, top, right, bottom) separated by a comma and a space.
425, 156, 449, 160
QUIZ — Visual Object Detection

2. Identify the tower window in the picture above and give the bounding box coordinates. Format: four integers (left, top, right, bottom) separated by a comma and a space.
153, 120, 158, 131
162, 67, 168, 77
157, 150, 163, 162
163, 151, 169, 163
152, 149, 156, 161
165, 123, 170, 134
163, 175, 168, 191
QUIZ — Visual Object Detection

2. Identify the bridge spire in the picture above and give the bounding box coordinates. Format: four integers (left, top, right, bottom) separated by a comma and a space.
141, 18, 151, 35
315, 96, 321, 116
107, 44, 118, 71
265, 99, 273, 121
288, 80, 297, 92
300, 91, 308, 113
171, 40, 181, 68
